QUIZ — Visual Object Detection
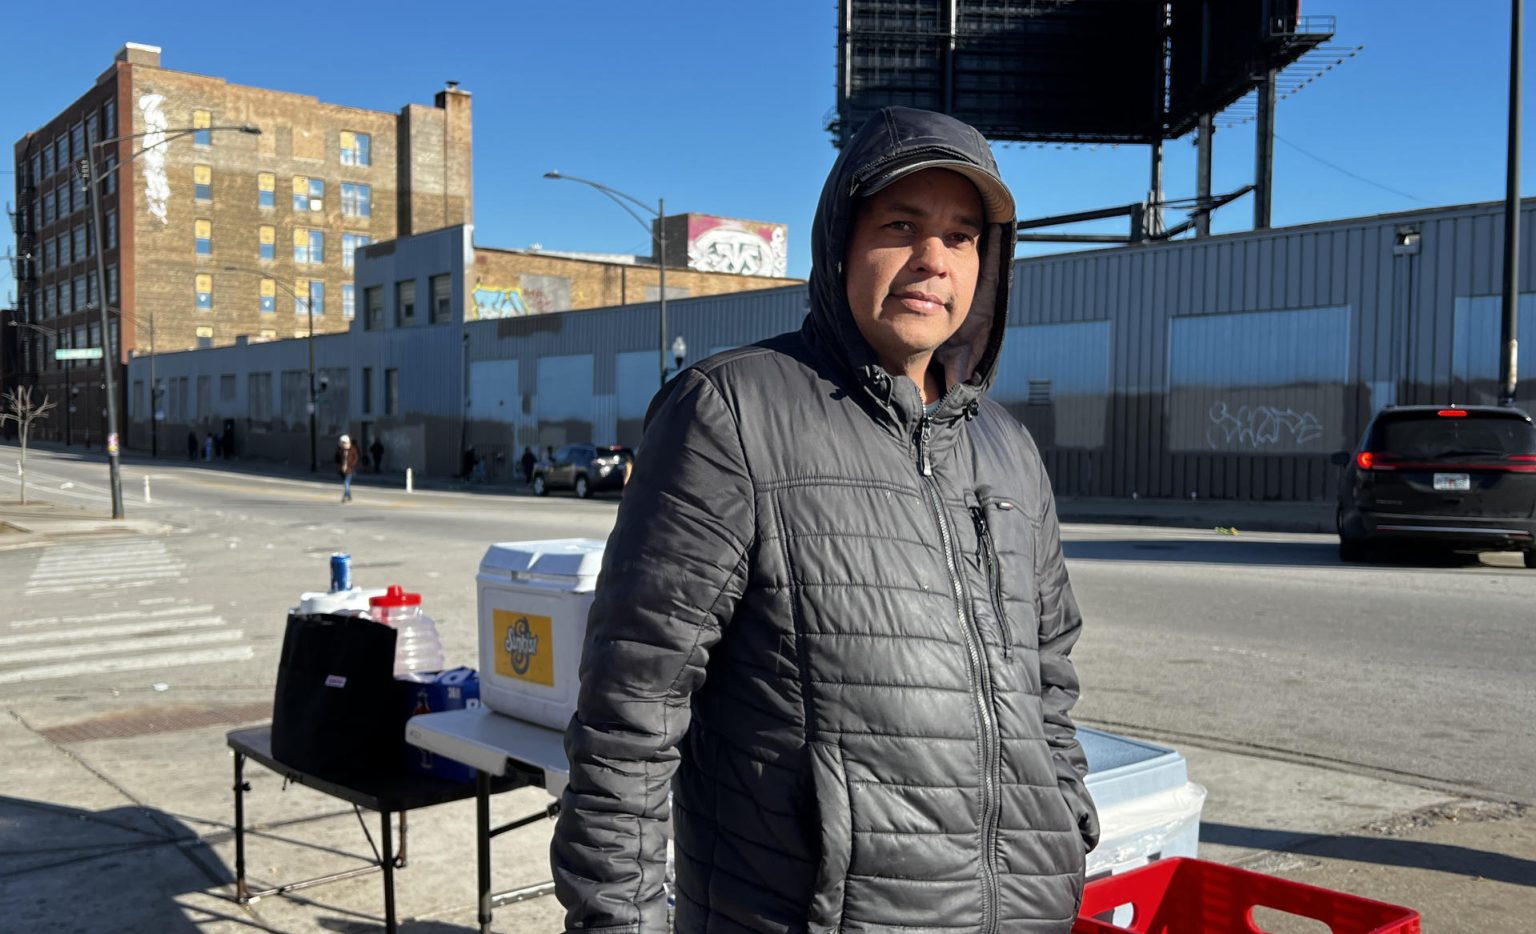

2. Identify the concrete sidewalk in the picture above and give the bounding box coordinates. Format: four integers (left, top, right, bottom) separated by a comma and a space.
0, 499, 175, 550
1, 689, 1526, 932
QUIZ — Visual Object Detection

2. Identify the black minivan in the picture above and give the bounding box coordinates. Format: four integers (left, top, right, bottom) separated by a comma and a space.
1334, 405, 1536, 565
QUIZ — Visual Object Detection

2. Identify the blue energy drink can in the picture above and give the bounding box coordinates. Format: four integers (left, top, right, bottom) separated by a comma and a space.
330, 553, 352, 593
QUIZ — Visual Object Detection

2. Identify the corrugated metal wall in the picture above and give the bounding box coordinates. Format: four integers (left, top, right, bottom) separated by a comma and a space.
130, 200, 1536, 499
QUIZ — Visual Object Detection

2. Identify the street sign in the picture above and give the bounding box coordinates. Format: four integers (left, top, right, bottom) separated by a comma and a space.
54, 347, 104, 361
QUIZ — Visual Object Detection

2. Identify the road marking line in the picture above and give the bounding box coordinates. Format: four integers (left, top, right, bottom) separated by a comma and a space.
0, 645, 256, 684
7, 605, 218, 629
26, 563, 183, 581
29, 557, 182, 574
0, 629, 244, 665
0, 616, 227, 647
25, 577, 187, 596
25, 569, 185, 587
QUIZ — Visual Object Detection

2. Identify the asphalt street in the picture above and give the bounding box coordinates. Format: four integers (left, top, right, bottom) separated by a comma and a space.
2, 444, 1533, 930
4, 445, 1529, 804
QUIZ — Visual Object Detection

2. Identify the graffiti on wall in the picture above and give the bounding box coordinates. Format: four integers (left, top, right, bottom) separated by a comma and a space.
687, 216, 788, 277
137, 93, 171, 225
1205, 402, 1324, 451
469, 275, 572, 320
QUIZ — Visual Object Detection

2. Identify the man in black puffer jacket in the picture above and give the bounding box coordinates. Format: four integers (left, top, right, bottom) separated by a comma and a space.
552, 106, 1099, 933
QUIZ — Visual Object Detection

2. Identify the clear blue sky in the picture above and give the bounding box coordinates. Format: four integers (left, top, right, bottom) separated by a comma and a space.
3, 0, 1533, 300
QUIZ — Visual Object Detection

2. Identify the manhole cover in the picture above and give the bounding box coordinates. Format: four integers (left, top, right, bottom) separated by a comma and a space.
37, 702, 271, 743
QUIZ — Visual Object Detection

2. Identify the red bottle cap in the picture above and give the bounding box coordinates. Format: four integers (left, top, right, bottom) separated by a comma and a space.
369, 585, 422, 608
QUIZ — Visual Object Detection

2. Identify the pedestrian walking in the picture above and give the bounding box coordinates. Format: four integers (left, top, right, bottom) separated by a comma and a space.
552, 107, 1097, 931
519, 445, 536, 483
186, 430, 198, 461
335, 434, 360, 503
370, 437, 385, 473
202, 432, 214, 462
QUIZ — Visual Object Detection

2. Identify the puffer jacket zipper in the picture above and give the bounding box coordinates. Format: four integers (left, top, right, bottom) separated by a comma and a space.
969, 501, 1014, 661
916, 413, 1001, 932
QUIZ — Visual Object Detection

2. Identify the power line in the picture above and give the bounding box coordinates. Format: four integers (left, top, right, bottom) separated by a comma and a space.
1274, 133, 1428, 204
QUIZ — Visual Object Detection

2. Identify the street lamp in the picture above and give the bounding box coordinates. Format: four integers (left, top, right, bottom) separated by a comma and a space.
543, 171, 670, 390
82, 121, 261, 518
223, 266, 317, 471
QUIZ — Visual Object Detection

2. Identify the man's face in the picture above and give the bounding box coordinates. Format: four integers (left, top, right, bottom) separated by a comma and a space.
844, 168, 984, 375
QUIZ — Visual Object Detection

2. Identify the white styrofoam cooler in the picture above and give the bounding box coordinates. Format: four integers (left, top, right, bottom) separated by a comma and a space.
1080, 727, 1206, 880
477, 539, 605, 730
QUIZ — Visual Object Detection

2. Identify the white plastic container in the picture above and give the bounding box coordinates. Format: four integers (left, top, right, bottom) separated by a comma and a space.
477, 539, 605, 730
370, 585, 445, 679
293, 587, 387, 617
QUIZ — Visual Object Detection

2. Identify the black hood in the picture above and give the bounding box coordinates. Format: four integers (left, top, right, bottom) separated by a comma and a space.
806, 106, 1017, 414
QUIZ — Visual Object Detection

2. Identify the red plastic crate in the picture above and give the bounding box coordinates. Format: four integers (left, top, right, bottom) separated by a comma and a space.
1074, 858, 1421, 934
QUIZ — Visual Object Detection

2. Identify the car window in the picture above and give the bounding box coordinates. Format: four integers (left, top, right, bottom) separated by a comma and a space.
555, 446, 577, 465
1370, 414, 1536, 459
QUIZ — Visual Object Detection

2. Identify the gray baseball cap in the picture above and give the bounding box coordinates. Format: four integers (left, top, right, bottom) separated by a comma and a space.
859, 154, 1016, 224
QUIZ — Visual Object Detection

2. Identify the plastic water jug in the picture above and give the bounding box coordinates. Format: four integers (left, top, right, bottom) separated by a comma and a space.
369, 585, 445, 679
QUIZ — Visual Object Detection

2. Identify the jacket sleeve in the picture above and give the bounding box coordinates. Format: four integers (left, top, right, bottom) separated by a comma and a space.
1034, 469, 1101, 852
551, 369, 755, 932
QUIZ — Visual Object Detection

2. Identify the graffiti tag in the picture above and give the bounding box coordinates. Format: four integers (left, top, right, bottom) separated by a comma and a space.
1205, 402, 1324, 451
688, 225, 787, 277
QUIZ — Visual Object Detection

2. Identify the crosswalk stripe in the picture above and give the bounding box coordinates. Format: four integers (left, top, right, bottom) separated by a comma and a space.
27, 562, 183, 581
0, 616, 226, 647
8, 605, 218, 629
0, 645, 256, 685
25, 577, 187, 596
0, 629, 244, 665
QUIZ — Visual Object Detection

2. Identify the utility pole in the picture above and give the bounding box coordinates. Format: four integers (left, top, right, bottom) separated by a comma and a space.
1499, 0, 1524, 407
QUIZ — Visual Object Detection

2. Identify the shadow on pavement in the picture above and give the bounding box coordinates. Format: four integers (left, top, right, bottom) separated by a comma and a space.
0, 795, 222, 932
1063, 538, 1495, 570
1201, 821, 1536, 887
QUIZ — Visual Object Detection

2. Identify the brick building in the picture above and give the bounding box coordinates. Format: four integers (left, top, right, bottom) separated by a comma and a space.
8, 42, 471, 447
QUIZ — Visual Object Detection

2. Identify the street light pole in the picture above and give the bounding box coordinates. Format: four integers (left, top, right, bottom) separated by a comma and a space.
223, 266, 315, 470
543, 171, 671, 390
82, 121, 261, 518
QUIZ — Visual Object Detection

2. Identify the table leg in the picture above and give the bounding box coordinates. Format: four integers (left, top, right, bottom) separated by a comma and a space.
477, 771, 492, 934
233, 750, 250, 902
398, 810, 409, 868
381, 809, 397, 933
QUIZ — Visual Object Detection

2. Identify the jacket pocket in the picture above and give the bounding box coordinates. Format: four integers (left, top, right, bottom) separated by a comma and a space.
970, 491, 1035, 656
806, 741, 852, 933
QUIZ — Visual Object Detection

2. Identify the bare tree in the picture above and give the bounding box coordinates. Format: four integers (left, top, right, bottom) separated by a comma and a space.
0, 387, 57, 506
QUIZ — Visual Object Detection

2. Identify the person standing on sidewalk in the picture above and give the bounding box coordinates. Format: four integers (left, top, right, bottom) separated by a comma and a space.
552, 106, 1097, 931
335, 435, 360, 503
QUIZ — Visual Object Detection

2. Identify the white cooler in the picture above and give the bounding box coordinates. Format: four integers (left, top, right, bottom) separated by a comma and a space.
477, 539, 605, 730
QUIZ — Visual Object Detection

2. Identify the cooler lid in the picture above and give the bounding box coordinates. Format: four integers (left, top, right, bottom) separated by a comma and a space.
480, 539, 606, 581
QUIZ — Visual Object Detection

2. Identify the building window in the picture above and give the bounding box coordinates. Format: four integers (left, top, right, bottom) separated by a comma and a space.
384, 368, 399, 415
41, 146, 53, 178
107, 265, 118, 304
342, 283, 355, 319
101, 100, 116, 139
258, 172, 275, 208
260, 278, 276, 314
72, 226, 86, 260
195, 219, 212, 255
220, 374, 236, 401
87, 271, 97, 308
105, 209, 117, 249
396, 280, 416, 326
293, 176, 324, 212
196, 274, 213, 310
41, 189, 53, 227
340, 131, 371, 166
362, 367, 373, 414
259, 225, 276, 261
194, 164, 212, 201
195, 326, 214, 350
342, 233, 370, 269
72, 276, 85, 312
296, 278, 324, 317
293, 228, 323, 264
70, 122, 85, 161
248, 372, 272, 421
341, 182, 371, 218
43, 239, 55, 272
54, 137, 67, 174
103, 154, 117, 194
365, 285, 383, 330
193, 110, 212, 146
431, 274, 452, 324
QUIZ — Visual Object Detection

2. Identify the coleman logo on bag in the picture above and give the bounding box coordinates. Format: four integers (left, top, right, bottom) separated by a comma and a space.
494, 610, 554, 686
324, 675, 347, 688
